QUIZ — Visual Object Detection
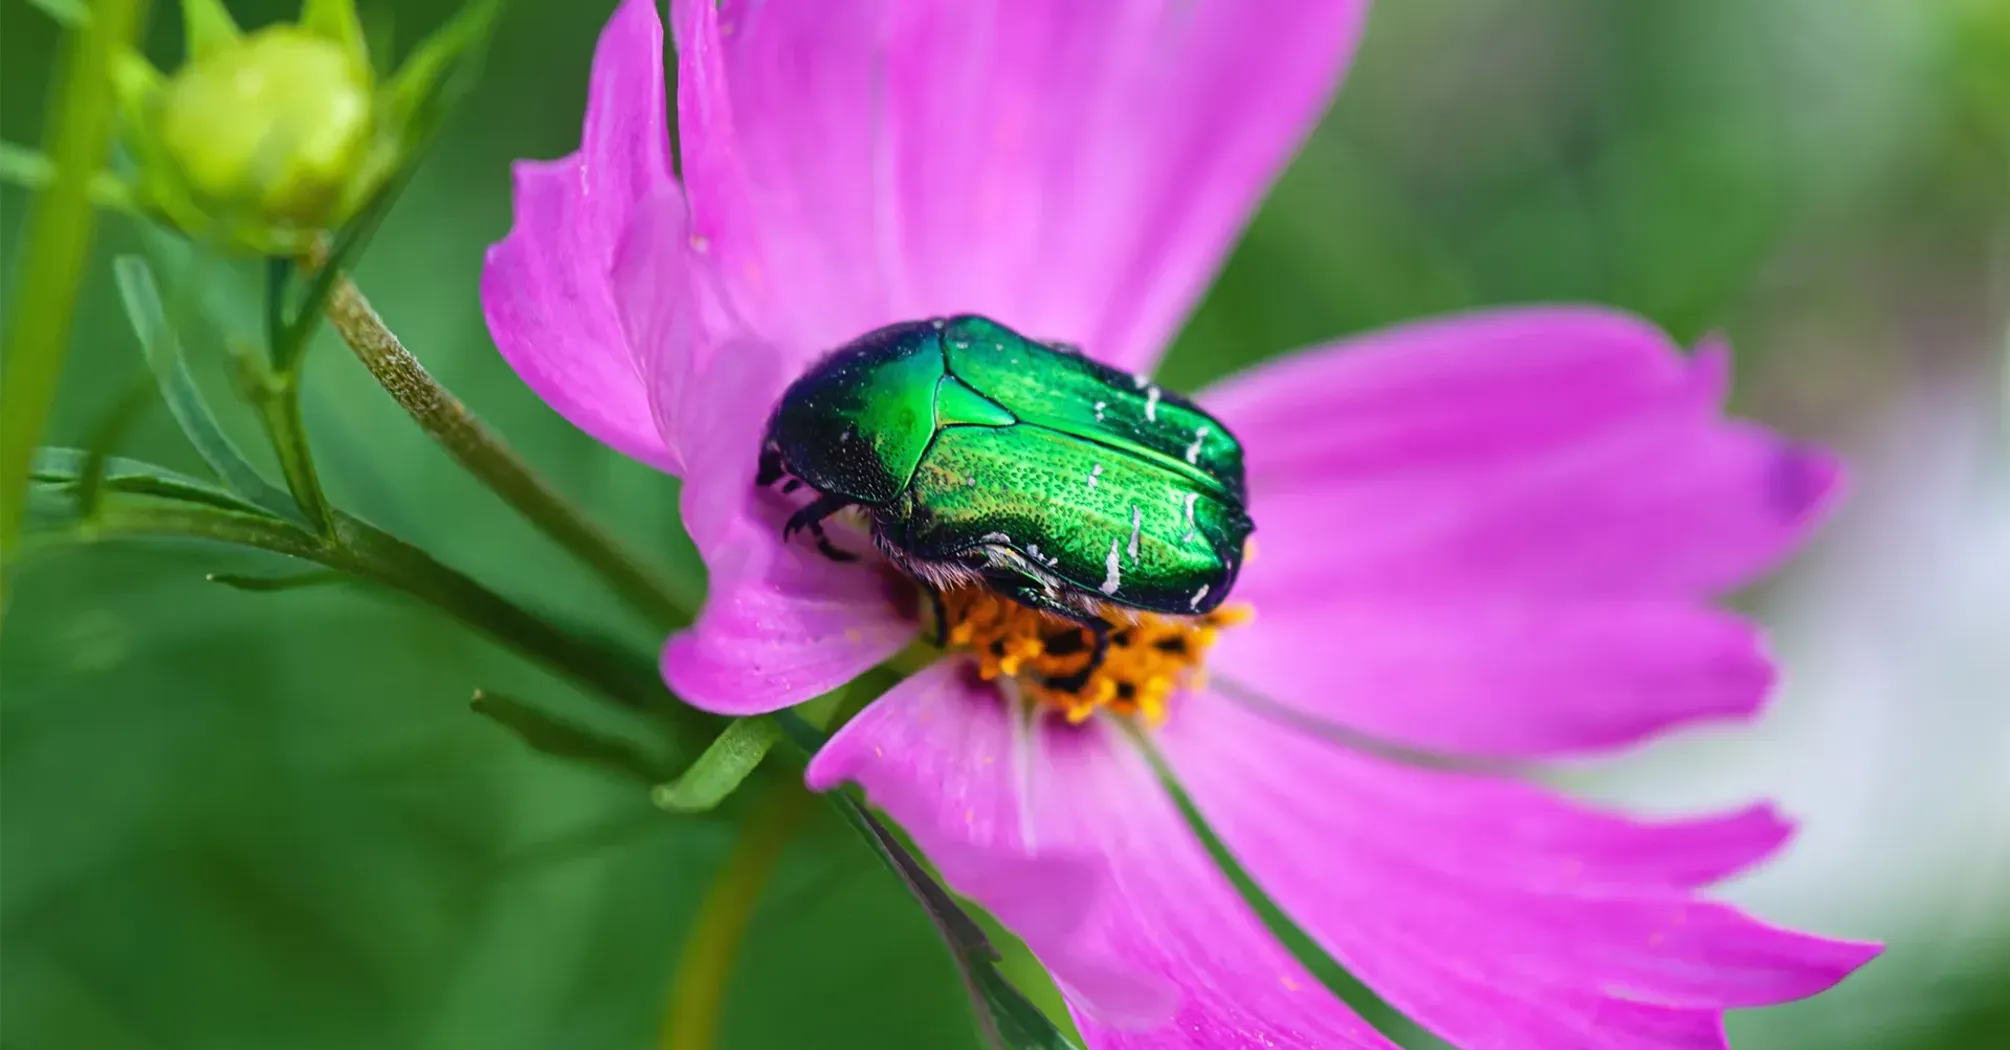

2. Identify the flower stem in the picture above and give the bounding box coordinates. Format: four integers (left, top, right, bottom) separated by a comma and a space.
241, 355, 336, 534
661, 783, 811, 1050
320, 272, 688, 630
0, 0, 151, 574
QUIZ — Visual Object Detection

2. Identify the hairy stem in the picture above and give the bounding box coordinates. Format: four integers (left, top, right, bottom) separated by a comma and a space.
661, 783, 812, 1050
0, 0, 151, 573
320, 272, 688, 630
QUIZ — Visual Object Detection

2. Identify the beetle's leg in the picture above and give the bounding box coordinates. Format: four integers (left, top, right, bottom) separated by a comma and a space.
1047, 618, 1112, 693
812, 531, 858, 563
756, 445, 785, 487
922, 584, 950, 648
984, 576, 1112, 690
783, 493, 859, 562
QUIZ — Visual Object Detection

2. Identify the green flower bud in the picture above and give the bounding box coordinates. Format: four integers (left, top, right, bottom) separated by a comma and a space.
111, 0, 494, 256
154, 26, 373, 232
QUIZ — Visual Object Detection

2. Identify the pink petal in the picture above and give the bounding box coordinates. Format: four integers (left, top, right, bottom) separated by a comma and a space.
481, 0, 682, 472
612, 187, 715, 475
1027, 718, 1402, 1049
1159, 694, 1881, 1050
1205, 309, 1843, 602
659, 341, 916, 715
1211, 598, 1777, 756
805, 662, 1178, 1028
660, 541, 916, 714
670, 0, 1369, 374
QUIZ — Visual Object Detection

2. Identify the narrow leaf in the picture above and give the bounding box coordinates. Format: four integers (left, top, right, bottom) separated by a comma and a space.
21, 0, 87, 27
31, 447, 282, 518
0, 140, 143, 211
650, 715, 781, 813
180, 0, 243, 61
0, 141, 54, 188
109, 50, 162, 130
381, 0, 504, 134
205, 569, 345, 592
300, 0, 371, 82
471, 689, 664, 783
1136, 733, 1415, 1041
111, 255, 307, 524
772, 711, 1083, 1050
73, 377, 157, 518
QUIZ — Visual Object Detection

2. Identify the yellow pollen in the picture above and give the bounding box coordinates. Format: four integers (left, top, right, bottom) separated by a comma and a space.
933, 585, 1253, 725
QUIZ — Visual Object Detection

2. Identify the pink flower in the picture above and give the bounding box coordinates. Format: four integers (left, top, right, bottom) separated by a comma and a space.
482, 0, 1880, 1045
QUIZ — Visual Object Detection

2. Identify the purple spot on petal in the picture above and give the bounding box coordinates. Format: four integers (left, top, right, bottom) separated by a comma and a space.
1769, 446, 1842, 522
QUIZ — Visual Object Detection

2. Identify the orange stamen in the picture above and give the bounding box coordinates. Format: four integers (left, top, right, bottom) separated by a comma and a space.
933, 585, 1253, 725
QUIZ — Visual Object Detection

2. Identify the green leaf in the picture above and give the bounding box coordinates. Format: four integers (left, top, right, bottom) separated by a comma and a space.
774, 711, 1084, 1050
381, 0, 505, 136
471, 689, 665, 784
179, 0, 243, 62
204, 569, 345, 591
71, 377, 158, 519
30, 447, 285, 519
1134, 731, 1416, 1043
19, 0, 87, 28
970, 964, 1083, 1050
651, 716, 781, 813
0, 140, 143, 211
0, 140, 55, 188
299, 0, 371, 85
110, 254, 307, 524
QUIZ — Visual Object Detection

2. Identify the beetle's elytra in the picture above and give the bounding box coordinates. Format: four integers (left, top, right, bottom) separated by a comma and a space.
759, 315, 1253, 684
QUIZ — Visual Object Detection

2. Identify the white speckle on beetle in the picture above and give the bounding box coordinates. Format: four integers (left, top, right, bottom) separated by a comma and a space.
838, 428, 853, 443
1185, 424, 1210, 464
1189, 583, 1210, 609
1131, 373, 1148, 389
1093, 400, 1107, 422
1182, 491, 1199, 542
1101, 538, 1123, 595
931, 318, 946, 329
967, 475, 979, 487
981, 531, 1012, 545
1144, 385, 1161, 422
1128, 506, 1142, 561
1087, 463, 1103, 489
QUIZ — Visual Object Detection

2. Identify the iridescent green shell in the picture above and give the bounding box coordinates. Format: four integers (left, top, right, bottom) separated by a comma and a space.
764, 315, 1252, 616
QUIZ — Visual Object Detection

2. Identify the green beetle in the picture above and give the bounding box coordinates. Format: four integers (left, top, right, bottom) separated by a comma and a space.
758, 315, 1253, 683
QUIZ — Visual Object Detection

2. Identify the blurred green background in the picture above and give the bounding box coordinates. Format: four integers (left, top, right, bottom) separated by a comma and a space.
3, 0, 2006, 1047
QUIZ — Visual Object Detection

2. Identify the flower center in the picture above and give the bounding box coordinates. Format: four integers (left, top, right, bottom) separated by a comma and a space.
931, 586, 1253, 725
